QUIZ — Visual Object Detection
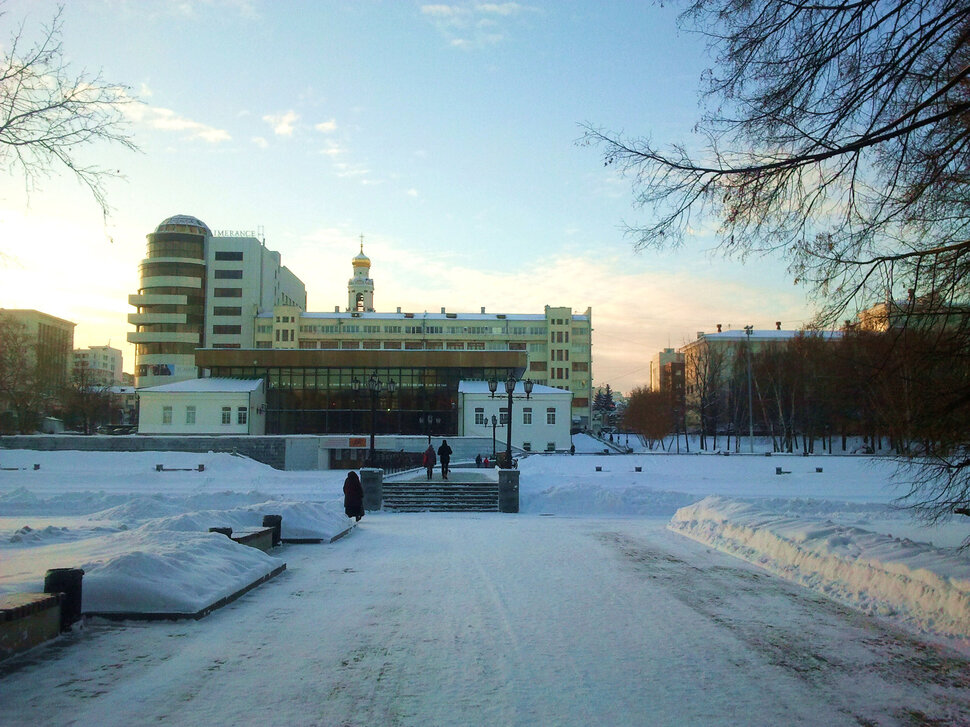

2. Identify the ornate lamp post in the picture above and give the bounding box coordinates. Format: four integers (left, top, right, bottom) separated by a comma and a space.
491, 414, 498, 459
488, 375, 533, 468
353, 372, 396, 466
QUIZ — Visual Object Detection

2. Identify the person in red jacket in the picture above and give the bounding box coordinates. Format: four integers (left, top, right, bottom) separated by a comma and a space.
343, 470, 364, 521
422, 444, 436, 480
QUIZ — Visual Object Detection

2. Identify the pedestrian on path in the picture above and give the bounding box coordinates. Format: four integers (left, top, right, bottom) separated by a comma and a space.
438, 439, 453, 480
343, 470, 364, 522
422, 444, 436, 480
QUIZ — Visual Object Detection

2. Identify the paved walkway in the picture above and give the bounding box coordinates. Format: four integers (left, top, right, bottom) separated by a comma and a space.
2, 516, 968, 726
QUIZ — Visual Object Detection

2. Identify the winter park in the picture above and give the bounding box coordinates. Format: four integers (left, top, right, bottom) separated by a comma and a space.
1, 438, 969, 726
3, 1, 970, 725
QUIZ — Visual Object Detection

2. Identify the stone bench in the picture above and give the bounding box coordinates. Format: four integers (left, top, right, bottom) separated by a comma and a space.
0, 592, 62, 660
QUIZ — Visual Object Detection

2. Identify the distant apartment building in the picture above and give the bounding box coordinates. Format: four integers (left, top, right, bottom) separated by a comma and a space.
0, 309, 75, 430
248, 246, 594, 429
73, 345, 123, 386
856, 290, 970, 333
128, 215, 306, 388
0, 309, 75, 394
649, 348, 684, 392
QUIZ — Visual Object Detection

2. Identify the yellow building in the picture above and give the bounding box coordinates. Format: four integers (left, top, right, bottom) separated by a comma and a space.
252, 246, 594, 429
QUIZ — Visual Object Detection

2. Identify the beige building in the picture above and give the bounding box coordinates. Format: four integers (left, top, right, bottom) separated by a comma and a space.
0, 309, 75, 394
649, 348, 684, 392
73, 345, 123, 386
252, 247, 594, 428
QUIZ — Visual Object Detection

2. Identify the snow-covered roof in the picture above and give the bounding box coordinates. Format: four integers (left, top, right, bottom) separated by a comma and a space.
694, 329, 842, 342
139, 378, 263, 394
458, 380, 572, 397
258, 311, 589, 322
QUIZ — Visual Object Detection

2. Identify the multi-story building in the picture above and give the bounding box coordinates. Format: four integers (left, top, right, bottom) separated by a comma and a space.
252, 246, 593, 429
0, 309, 75, 430
72, 345, 123, 386
649, 348, 684, 392
0, 309, 75, 394
128, 215, 306, 388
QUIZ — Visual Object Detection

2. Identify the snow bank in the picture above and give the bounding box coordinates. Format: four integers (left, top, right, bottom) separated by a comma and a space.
669, 496, 970, 641
80, 528, 281, 614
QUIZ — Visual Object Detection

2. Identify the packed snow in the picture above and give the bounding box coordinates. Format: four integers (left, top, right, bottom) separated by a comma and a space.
2, 444, 970, 724
0, 444, 968, 642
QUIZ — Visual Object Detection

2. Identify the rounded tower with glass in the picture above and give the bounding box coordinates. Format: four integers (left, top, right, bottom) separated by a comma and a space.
128, 215, 210, 388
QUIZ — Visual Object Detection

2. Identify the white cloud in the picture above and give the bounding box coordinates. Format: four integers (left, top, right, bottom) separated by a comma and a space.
420, 2, 533, 48
123, 103, 230, 143
263, 110, 300, 136
251, 136, 268, 149
315, 119, 338, 133
406, 188, 419, 197
319, 140, 346, 157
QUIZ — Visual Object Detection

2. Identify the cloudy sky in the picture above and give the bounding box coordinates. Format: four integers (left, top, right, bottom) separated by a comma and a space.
0, 0, 816, 392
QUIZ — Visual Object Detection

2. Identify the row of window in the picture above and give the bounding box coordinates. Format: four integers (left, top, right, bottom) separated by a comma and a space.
161, 405, 248, 425
214, 251, 244, 261
213, 269, 243, 279
474, 406, 558, 426
289, 323, 566, 337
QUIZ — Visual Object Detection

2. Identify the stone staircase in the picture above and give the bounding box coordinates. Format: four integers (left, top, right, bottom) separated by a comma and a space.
382, 473, 500, 512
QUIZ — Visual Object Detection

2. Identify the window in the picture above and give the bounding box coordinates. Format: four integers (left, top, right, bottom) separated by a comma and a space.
572, 362, 589, 372
214, 269, 243, 279
500, 407, 508, 425
523, 407, 532, 425
214, 251, 243, 261
546, 442, 556, 452
162, 405, 172, 425
475, 407, 485, 425
547, 408, 556, 425
530, 361, 547, 371
214, 307, 242, 316
523, 442, 532, 451
214, 287, 243, 298
237, 407, 248, 425
213, 325, 242, 335
221, 407, 231, 425
186, 406, 196, 425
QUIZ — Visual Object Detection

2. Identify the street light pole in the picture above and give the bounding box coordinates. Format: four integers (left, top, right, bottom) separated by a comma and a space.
488, 375, 533, 468
491, 414, 497, 459
744, 325, 754, 453
364, 372, 396, 467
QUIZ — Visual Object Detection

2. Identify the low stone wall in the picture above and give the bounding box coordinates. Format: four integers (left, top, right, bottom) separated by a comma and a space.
0, 435, 287, 470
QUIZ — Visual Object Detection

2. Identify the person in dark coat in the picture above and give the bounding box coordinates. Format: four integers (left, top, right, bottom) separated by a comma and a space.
422, 444, 436, 479
343, 470, 364, 521
437, 439, 453, 480
475, 453, 482, 468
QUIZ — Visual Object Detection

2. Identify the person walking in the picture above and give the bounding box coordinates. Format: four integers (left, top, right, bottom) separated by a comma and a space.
475, 453, 482, 468
422, 444, 436, 480
343, 470, 364, 522
437, 439, 453, 480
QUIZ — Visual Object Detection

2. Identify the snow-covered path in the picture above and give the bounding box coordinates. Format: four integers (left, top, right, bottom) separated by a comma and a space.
2, 514, 968, 726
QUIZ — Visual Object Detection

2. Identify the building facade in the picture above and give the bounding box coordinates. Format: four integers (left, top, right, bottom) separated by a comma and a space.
649, 348, 684, 392
0, 309, 75, 395
72, 345, 123, 386
128, 215, 306, 389
138, 378, 266, 435
457, 381, 573, 453
253, 247, 594, 428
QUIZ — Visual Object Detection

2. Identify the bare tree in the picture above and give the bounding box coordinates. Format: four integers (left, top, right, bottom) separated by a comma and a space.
582, 0, 970, 536
623, 386, 676, 450
0, 6, 136, 219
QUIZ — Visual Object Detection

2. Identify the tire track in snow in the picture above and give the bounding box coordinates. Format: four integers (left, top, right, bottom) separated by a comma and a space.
597, 530, 970, 726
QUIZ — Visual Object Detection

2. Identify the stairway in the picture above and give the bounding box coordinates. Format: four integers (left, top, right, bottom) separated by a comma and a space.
382, 479, 500, 512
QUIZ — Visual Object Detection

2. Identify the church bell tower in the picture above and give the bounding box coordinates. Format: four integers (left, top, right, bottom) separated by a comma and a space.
348, 236, 375, 312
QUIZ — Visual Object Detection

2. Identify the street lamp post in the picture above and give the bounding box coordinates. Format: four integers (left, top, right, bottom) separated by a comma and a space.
744, 325, 754, 453
354, 372, 396, 467
491, 414, 498, 459
488, 375, 534, 468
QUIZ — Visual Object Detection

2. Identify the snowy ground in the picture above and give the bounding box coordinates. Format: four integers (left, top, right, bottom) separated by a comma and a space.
1, 444, 969, 724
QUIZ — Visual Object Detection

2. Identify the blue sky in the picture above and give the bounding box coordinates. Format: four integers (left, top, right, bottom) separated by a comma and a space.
0, 1, 816, 392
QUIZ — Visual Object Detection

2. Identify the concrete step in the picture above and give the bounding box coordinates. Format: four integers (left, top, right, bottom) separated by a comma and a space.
382, 482, 500, 512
